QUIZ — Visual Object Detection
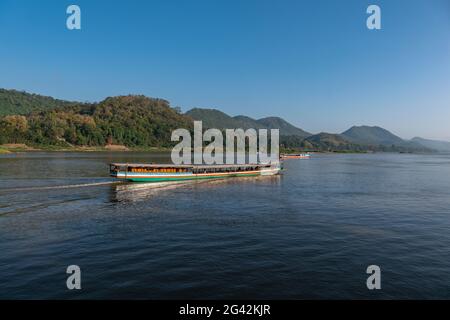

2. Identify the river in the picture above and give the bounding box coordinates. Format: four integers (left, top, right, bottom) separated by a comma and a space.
0, 152, 449, 299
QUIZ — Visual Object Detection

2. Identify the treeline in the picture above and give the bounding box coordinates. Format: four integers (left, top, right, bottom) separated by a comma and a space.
0, 88, 80, 116
0, 95, 193, 148
0, 89, 433, 152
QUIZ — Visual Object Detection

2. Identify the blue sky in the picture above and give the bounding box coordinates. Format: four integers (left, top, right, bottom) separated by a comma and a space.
0, 0, 449, 139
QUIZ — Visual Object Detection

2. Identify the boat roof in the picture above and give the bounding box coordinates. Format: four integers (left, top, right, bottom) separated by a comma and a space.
110, 163, 273, 169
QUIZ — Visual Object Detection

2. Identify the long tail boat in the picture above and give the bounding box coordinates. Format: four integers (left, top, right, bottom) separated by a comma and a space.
110, 162, 281, 182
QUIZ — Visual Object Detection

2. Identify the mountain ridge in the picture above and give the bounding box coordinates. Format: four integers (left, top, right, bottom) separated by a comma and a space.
411, 137, 450, 152
185, 108, 311, 137
0, 88, 442, 153
0, 88, 81, 116
341, 125, 405, 145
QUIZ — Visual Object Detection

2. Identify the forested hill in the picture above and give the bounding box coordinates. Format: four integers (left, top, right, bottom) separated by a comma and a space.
185, 108, 311, 137
411, 137, 450, 152
0, 88, 80, 116
341, 126, 405, 145
0, 95, 192, 147
0, 89, 437, 152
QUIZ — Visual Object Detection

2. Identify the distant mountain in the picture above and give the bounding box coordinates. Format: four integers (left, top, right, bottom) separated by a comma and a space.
340, 125, 434, 152
297, 133, 369, 152
0, 88, 437, 153
302, 133, 353, 149
185, 108, 311, 137
341, 126, 405, 145
257, 117, 311, 136
0, 88, 80, 116
185, 108, 241, 129
412, 137, 450, 152
233, 115, 260, 129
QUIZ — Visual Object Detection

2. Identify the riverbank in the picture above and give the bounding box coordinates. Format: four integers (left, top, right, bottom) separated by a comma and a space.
1, 144, 426, 155
0, 143, 171, 153
281, 147, 369, 154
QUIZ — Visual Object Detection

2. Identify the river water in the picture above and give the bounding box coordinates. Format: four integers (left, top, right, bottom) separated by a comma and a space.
0, 152, 449, 299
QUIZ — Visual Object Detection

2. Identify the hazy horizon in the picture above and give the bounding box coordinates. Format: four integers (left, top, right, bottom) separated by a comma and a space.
0, 0, 449, 140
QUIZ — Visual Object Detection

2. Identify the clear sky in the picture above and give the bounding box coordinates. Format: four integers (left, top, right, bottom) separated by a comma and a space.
0, 0, 449, 139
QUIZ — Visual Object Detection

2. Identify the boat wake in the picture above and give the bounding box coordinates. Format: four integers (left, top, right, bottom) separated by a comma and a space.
113, 179, 210, 202
0, 181, 122, 193
113, 175, 281, 202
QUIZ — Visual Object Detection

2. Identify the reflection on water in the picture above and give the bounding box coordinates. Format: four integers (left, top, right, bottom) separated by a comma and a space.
113, 175, 281, 202
113, 180, 206, 202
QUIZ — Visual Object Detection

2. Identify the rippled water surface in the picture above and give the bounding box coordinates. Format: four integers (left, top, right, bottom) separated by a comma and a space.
0, 152, 449, 299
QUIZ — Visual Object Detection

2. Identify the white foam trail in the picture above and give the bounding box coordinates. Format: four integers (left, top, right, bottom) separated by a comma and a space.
114, 179, 223, 202
115, 179, 206, 192
0, 181, 122, 193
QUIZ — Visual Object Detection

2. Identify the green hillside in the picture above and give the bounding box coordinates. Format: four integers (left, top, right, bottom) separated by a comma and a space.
257, 117, 311, 137
0, 95, 192, 147
341, 126, 405, 145
185, 108, 240, 129
185, 108, 431, 152
301, 133, 364, 151
340, 125, 431, 151
185, 108, 311, 137
0, 89, 435, 153
0, 88, 80, 116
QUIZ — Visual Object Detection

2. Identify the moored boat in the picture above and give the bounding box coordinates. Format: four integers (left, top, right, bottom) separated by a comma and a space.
110, 162, 280, 182
280, 153, 311, 160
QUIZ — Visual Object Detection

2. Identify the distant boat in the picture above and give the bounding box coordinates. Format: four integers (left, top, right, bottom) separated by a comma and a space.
110, 162, 281, 182
280, 153, 311, 160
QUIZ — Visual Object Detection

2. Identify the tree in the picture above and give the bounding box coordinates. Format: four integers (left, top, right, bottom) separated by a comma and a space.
1, 115, 28, 143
